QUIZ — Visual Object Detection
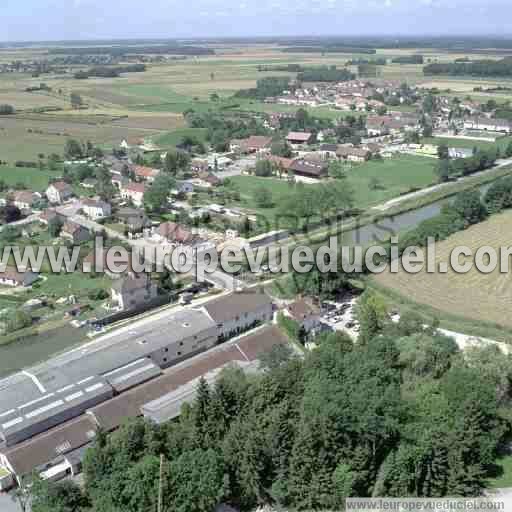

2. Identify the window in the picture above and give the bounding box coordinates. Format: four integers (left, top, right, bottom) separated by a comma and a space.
179, 342, 183, 346
177, 351, 182, 356
164, 348, 168, 353
163, 357, 167, 363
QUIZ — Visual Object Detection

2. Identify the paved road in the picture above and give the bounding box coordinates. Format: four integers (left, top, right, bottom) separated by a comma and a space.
0, 214, 39, 232
0, 491, 27, 512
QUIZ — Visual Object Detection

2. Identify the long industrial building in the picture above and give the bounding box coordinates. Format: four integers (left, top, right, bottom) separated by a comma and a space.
0, 291, 278, 488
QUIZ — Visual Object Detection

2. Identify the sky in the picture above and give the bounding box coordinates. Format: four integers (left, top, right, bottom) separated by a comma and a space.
1, 0, 511, 42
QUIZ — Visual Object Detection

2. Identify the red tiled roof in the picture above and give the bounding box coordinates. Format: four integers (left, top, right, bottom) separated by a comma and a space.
134, 166, 160, 179
124, 181, 145, 194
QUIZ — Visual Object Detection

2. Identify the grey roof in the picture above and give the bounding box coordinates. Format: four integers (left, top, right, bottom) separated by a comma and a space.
0, 308, 216, 437
91, 325, 288, 431
203, 291, 272, 324
0, 375, 112, 446
103, 358, 162, 393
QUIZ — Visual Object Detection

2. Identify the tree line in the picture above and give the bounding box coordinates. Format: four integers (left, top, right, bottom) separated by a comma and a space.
74, 64, 146, 79
424, 58, 512, 77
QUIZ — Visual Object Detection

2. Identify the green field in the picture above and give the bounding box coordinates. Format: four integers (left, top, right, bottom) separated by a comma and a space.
346, 155, 438, 207
0, 165, 56, 191
221, 155, 437, 221
153, 127, 208, 147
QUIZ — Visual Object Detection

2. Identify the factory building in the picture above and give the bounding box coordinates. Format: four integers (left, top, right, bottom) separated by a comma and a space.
0, 291, 275, 486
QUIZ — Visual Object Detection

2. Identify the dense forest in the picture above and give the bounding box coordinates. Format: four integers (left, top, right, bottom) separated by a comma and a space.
424, 58, 512, 77
27, 312, 512, 512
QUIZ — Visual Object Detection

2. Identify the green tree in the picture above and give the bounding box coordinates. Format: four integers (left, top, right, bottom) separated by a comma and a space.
356, 290, 388, 343
169, 448, 226, 512
64, 139, 83, 160
254, 159, 274, 177
48, 216, 64, 238
144, 173, 175, 212
437, 144, 450, 160
31, 476, 86, 512
70, 92, 83, 109
452, 190, 487, 226
254, 186, 273, 208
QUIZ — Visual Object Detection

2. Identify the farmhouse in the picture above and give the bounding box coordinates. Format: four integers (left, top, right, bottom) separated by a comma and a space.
290, 158, 328, 179
121, 181, 145, 207
46, 181, 73, 205
232, 135, 273, 155
336, 145, 370, 162
286, 131, 313, 147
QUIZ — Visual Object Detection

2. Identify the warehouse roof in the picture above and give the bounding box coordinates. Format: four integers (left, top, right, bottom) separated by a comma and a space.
3, 415, 97, 477
90, 325, 288, 432
0, 375, 112, 446
0, 308, 216, 423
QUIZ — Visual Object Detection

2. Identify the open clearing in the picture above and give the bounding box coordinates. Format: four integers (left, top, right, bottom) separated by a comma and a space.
373, 210, 512, 330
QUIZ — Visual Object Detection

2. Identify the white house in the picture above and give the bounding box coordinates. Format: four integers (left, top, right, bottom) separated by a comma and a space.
121, 182, 145, 207
464, 117, 512, 134
46, 181, 73, 205
111, 272, 158, 311
81, 199, 112, 220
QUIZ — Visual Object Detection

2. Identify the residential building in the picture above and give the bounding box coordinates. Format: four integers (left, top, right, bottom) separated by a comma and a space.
11, 190, 38, 211
133, 165, 160, 183
157, 222, 196, 245
61, 221, 90, 244
116, 207, 151, 234
285, 298, 321, 333
464, 117, 512, 134
121, 181, 145, 207
110, 272, 158, 311
81, 198, 112, 220
336, 146, 370, 162
46, 181, 73, 204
